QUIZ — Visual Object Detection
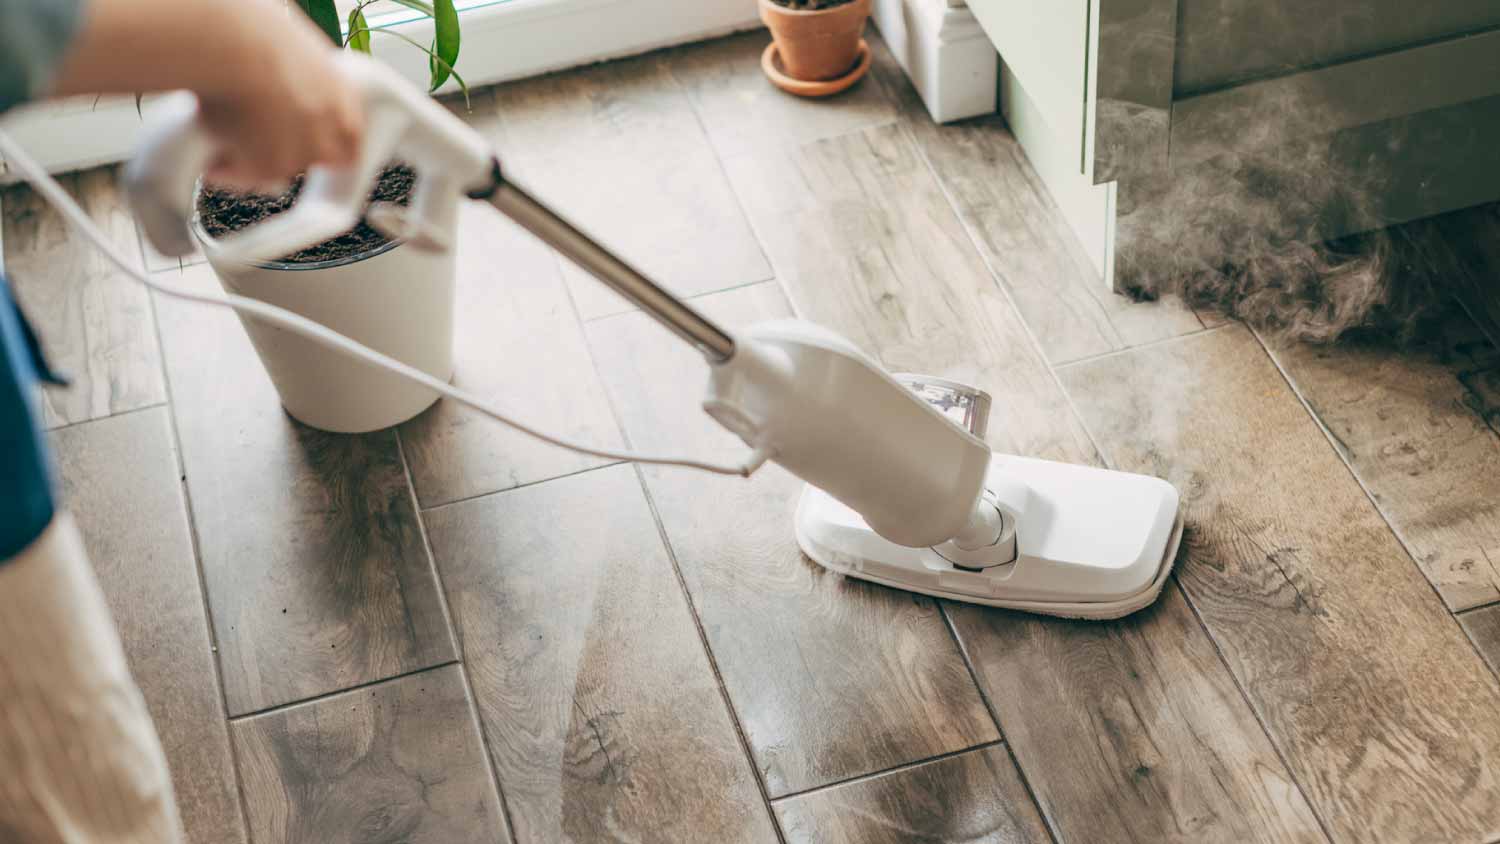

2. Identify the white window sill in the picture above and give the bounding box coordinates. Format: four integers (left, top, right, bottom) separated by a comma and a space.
1, 0, 758, 178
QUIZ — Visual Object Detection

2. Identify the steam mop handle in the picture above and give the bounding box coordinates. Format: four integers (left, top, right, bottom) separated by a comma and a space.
480, 180, 737, 363
125, 52, 494, 265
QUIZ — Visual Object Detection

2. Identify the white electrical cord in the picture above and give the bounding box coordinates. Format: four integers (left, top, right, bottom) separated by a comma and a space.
0, 129, 769, 478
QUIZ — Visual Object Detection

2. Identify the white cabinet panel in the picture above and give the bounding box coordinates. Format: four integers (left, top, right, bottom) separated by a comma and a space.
968, 0, 1090, 175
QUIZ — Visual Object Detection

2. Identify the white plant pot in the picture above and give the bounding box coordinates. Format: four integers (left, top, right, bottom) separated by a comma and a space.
197, 213, 456, 434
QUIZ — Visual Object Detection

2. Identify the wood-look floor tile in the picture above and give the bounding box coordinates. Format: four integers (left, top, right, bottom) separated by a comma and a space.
157, 266, 454, 715
864, 41, 1202, 365
2, 168, 165, 428
135, 218, 205, 274
948, 584, 1324, 844
397, 203, 623, 508
1268, 313, 1500, 611
1196, 306, 1234, 329
668, 31, 900, 159
588, 282, 1000, 796
231, 665, 506, 844
50, 407, 248, 844
1059, 325, 1500, 842
1460, 604, 1500, 678
476, 54, 770, 320
718, 125, 1325, 840
1463, 366, 1500, 435
423, 463, 778, 843
720, 122, 1098, 464
774, 746, 1050, 844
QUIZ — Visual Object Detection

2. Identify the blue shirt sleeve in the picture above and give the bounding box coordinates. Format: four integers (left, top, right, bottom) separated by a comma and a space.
0, 277, 57, 561
0, 0, 87, 113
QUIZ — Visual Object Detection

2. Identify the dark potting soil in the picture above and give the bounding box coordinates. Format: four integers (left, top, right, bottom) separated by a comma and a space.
196, 164, 415, 264
766, 0, 856, 8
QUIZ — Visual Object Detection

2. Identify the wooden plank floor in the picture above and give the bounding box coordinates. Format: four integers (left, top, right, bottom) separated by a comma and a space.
473, 52, 772, 320
3, 169, 165, 428
423, 464, 778, 842
155, 266, 456, 716
11, 27, 1500, 844
1266, 315, 1500, 611
862, 41, 1204, 365
586, 282, 1000, 797
773, 746, 1051, 844
396, 203, 623, 508
1059, 327, 1500, 842
231, 665, 506, 843
48, 408, 247, 843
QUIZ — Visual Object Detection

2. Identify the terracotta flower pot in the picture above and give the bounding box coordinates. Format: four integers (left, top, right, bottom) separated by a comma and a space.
759, 0, 871, 83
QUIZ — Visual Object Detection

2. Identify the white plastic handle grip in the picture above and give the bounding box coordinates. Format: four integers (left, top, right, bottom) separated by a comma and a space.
124, 52, 495, 265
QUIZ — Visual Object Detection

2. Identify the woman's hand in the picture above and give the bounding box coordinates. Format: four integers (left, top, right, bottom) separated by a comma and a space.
52, 0, 365, 190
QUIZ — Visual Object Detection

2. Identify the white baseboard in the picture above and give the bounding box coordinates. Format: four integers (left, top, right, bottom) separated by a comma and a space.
0, 0, 760, 180
870, 0, 997, 123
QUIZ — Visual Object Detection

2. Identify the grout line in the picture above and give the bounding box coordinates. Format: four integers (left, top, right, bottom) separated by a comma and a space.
132, 215, 206, 275
935, 605, 1062, 844
143, 286, 256, 841
897, 115, 1107, 464
672, 54, 779, 296
418, 458, 626, 514
770, 739, 1006, 804
900, 118, 1338, 841
1457, 600, 1500, 617
123, 159, 261, 839
1043, 321, 1339, 843
581, 275, 779, 324
1000, 740, 1056, 842
564, 250, 788, 842
1053, 322, 1234, 370
1455, 284, 1500, 354
1172, 573, 1339, 844
871, 66, 1142, 359
693, 100, 1045, 835
1150, 328, 1344, 843
228, 659, 460, 722
547, 245, 637, 451
1256, 324, 1477, 610
1251, 327, 1500, 691
41, 399, 168, 434
630, 461, 788, 844
395, 430, 520, 841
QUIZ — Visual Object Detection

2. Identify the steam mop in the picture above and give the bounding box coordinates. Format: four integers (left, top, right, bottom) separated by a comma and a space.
4, 53, 1182, 620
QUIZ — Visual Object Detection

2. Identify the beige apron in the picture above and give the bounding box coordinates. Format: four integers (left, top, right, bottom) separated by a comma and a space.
0, 515, 182, 844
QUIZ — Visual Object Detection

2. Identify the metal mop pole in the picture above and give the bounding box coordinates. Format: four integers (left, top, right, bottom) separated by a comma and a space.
482, 177, 737, 363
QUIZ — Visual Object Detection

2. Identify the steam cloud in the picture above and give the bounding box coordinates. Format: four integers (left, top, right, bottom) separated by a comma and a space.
1113, 92, 1455, 345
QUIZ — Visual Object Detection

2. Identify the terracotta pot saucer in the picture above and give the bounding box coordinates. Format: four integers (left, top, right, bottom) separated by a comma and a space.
761, 38, 871, 98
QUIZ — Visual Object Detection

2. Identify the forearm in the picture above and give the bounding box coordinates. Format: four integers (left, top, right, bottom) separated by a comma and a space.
52, 0, 300, 99
44, 0, 362, 191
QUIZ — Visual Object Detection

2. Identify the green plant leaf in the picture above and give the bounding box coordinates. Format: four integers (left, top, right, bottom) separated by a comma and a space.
364, 27, 470, 106
346, 6, 372, 52
295, 0, 343, 46
427, 0, 461, 91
